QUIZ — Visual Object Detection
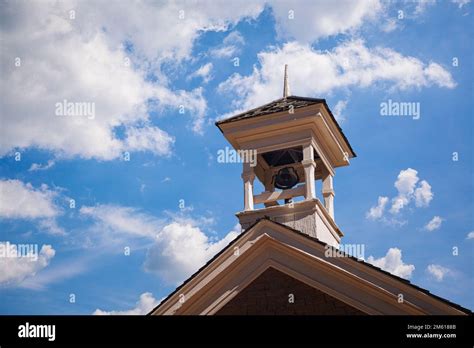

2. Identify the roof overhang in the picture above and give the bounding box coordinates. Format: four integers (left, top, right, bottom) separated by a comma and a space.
217, 101, 355, 169
150, 219, 470, 315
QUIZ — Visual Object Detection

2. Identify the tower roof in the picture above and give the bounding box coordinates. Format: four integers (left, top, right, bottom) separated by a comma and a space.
216, 95, 356, 158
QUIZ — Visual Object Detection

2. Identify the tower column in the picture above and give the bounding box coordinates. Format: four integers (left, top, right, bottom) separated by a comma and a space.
322, 169, 335, 220
302, 144, 316, 200
242, 162, 255, 211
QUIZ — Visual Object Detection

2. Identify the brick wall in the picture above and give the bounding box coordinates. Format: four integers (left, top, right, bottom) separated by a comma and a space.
216, 267, 365, 315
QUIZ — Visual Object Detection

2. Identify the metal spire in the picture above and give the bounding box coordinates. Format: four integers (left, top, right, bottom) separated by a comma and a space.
283, 64, 290, 99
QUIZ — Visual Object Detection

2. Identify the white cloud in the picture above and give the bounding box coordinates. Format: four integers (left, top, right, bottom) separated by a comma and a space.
80, 204, 163, 239
210, 31, 245, 58
367, 248, 415, 279
271, 0, 383, 42
1, 27, 178, 159
19, 255, 90, 290
451, 0, 471, 8
333, 100, 348, 122
424, 216, 444, 231
427, 264, 452, 281
223, 31, 245, 46
79, 204, 239, 284
28, 160, 55, 172
366, 196, 389, 220
37, 218, 65, 236
414, 0, 437, 15
125, 126, 175, 156
93, 292, 160, 315
144, 222, 240, 284
0, 244, 55, 286
0, 179, 65, 235
424, 62, 457, 88
467, 231, 474, 239
390, 169, 433, 214
367, 169, 434, 222
414, 180, 433, 207
218, 40, 455, 115
366, 168, 434, 220
211, 45, 240, 58
70, 1, 263, 62
189, 63, 213, 84
0, 179, 59, 218
0, 1, 265, 159
381, 18, 399, 33
390, 168, 420, 214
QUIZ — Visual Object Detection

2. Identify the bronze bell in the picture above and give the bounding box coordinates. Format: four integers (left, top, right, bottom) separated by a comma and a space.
273, 167, 299, 190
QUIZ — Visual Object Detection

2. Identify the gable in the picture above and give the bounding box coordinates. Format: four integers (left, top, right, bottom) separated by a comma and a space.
216, 267, 365, 315
150, 219, 470, 315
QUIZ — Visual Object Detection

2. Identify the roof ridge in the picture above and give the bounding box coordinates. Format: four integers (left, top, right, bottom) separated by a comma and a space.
149, 217, 472, 315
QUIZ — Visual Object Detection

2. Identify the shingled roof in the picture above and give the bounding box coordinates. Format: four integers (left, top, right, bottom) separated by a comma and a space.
215, 96, 356, 157
216, 96, 325, 124
149, 218, 472, 315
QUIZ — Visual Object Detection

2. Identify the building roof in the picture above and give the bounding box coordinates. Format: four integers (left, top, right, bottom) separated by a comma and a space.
149, 218, 472, 315
215, 96, 356, 158
216, 96, 325, 124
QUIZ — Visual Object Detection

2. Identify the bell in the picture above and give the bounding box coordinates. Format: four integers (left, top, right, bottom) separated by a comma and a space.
274, 167, 299, 190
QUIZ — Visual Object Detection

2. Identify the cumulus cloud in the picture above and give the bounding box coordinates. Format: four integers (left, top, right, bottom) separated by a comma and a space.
1, 27, 178, 159
124, 126, 175, 156
390, 169, 433, 214
0, 0, 265, 159
144, 222, 240, 284
0, 179, 59, 219
424, 216, 444, 231
0, 179, 64, 234
93, 292, 160, 315
467, 231, 474, 239
271, 0, 383, 42
414, 180, 433, 208
366, 196, 389, 220
427, 264, 452, 282
367, 169, 434, 223
188, 63, 214, 84
0, 244, 56, 286
390, 168, 421, 214
210, 31, 245, 58
80, 203, 240, 284
367, 248, 415, 279
218, 40, 455, 116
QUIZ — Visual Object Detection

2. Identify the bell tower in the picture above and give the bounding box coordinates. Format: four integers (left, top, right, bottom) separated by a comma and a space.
216, 66, 356, 247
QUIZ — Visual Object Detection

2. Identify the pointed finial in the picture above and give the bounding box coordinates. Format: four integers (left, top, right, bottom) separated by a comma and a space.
283, 64, 290, 99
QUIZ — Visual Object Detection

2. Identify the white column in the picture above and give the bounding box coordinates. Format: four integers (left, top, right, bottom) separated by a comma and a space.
302, 144, 316, 200
322, 170, 335, 220
242, 162, 255, 211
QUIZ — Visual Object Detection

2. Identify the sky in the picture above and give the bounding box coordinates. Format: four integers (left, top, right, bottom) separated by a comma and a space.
0, 0, 472, 314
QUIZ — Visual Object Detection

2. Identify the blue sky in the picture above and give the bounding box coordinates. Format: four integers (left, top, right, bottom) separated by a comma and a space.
0, 0, 472, 314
